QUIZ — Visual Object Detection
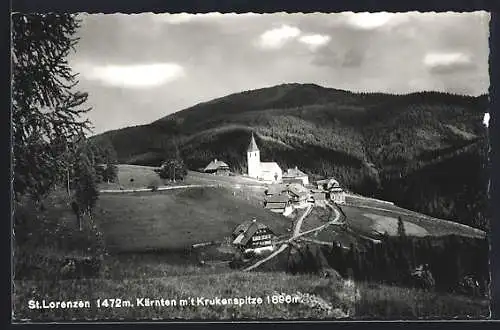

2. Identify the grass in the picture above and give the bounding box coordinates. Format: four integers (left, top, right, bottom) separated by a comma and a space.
95, 186, 291, 252
13, 270, 490, 321
354, 281, 490, 320
340, 203, 485, 240
12, 165, 491, 321
99, 164, 164, 190
13, 272, 353, 321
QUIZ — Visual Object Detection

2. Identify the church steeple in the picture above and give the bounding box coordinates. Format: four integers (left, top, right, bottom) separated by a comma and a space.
247, 132, 259, 152
247, 132, 260, 178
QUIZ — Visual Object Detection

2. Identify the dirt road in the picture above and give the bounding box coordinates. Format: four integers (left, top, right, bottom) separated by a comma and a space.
243, 203, 344, 272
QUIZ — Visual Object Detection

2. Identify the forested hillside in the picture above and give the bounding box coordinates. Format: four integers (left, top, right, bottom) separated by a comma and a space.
91, 83, 490, 230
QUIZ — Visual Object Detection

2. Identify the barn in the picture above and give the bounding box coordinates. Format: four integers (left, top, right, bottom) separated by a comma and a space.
203, 159, 230, 175
232, 219, 277, 253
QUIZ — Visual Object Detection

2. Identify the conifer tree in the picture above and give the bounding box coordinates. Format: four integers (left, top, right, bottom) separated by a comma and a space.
12, 13, 91, 202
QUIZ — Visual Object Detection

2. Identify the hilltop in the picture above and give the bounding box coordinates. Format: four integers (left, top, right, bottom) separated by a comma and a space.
91, 83, 489, 230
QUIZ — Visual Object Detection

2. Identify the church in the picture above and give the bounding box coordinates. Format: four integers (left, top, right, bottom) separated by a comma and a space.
247, 133, 282, 183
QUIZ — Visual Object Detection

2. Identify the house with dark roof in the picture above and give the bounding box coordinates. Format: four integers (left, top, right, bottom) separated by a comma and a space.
283, 166, 309, 185
264, 194, 292, 213
232, 219, 276, 253
203, 158, 230, 175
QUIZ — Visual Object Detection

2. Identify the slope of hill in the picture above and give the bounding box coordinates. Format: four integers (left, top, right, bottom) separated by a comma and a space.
95, 186, 291, 252
91, 83, 489, 230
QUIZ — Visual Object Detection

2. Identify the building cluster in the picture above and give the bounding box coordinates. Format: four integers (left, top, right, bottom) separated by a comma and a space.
202, 133, 347, 213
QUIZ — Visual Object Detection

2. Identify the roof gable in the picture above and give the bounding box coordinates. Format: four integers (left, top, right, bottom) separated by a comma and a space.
204, 159, 229, 171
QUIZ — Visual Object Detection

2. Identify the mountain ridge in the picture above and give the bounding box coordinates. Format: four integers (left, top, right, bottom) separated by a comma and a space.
91, 83, 489, 230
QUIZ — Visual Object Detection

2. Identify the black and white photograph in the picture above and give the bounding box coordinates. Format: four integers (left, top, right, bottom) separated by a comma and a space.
12, 11, 492, 321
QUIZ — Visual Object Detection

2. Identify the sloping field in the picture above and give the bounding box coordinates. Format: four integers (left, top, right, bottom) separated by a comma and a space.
340, 202, 486, 240
98, 164, 164, 190
95, 186, 291, 252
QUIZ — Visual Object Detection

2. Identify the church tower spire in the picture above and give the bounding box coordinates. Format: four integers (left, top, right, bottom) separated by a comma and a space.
247, 132, 260, 178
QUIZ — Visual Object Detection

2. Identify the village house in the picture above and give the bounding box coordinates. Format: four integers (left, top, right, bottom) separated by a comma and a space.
232, 219, 276, 254
309, 188, 327, 203
282, 166, 309, 186
203, 159, 230, 175
316, 178, 341, 190
316, 178, 346, 205
286, 183, 311, 206
330, 186, 347, 205
247, 133, 283, 183
264, 194, 293, 214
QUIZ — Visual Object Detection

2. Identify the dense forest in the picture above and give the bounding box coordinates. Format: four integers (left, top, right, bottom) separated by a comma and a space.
91, 83, 490, 230
287, 234, 489, 296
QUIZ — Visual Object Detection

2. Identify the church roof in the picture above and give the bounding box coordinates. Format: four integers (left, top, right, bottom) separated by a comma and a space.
247, 133, 259, 152
260, 162, 281, 173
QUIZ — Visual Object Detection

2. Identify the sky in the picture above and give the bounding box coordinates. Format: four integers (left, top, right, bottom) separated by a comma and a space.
66, 11, 491, 135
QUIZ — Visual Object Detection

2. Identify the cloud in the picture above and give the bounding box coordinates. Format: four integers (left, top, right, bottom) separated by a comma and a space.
423, 52, 476, 74
298, 34, 331, 51
77, 62, 185, 88
151, 12, 260, 25
257, 24, 301, 49
342, 12, 410, 30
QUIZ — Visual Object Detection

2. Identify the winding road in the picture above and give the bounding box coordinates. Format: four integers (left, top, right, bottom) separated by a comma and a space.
243, 202, 343, 272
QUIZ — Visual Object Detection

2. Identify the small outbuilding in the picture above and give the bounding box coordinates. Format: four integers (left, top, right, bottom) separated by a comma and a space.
203, 159, 230, 175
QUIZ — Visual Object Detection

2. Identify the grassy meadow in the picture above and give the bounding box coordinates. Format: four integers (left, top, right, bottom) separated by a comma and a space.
14, 270, 490, 321
96, 186, 291, 252
13, 165, 491, 321
341, 203, 485, 240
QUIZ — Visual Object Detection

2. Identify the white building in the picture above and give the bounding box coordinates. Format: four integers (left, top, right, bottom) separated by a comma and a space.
247, 133, 282, 183
283, 166, 309, 186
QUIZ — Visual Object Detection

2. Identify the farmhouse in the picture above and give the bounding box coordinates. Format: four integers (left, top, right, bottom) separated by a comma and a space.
283, 166, 309, 185
330, 187, 346, 205
264, 194, 292, 214
310, 188, 327, 203
286, 183, 311, 206
203, 159, 230, 175
247, 133, 283, 183
232, 219, 276, 253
